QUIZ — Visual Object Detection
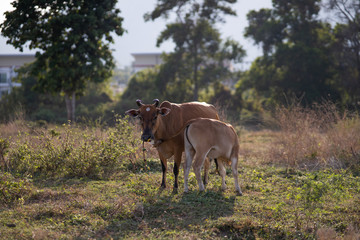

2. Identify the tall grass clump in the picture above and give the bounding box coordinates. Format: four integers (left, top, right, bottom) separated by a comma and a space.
269, 101, 360, 173
3, 116, 141, 180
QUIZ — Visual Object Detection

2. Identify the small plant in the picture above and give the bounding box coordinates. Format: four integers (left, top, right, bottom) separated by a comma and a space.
0, 172, 33, 207
0, 138, 10, 171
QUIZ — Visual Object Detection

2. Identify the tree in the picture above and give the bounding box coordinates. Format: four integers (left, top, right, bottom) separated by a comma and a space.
244, 0, 339, 105
325, 0, 360, 105
1, 0, 124, 122
145, 0, 245, 101
116, 67, 162, 114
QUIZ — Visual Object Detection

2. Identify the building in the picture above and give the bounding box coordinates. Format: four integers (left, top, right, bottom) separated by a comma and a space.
0, 54, 35, 98
131, 53, 163, 73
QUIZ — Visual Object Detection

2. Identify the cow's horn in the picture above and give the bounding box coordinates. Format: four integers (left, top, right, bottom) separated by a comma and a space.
153, 99, 159, 107
136, 99, 143, 107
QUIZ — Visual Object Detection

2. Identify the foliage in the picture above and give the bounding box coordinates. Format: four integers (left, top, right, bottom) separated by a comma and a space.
241, 0, 340, 106
325, 0, 360, 106
146, 0, 245, 101
112, 66, 133, 85
0, 0, 124, 121
0, 63, 114, 124
116, 67, 163, 115
5, 117, 140, 180
0, 172, 33, 208
0, 138, 10, 171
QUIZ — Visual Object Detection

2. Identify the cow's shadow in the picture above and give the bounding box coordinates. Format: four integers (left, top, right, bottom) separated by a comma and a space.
145, 190, 236, 229
104, 189, 237, 238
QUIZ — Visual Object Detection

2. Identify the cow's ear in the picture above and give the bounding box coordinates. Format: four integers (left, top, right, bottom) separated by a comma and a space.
158, 107, 171, 116
125, 109, 140, 118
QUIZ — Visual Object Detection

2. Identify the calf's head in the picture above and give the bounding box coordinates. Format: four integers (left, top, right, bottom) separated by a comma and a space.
125, 99, 171, 142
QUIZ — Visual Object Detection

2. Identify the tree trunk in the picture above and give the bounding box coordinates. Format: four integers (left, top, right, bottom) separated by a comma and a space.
65, 92, 76, 123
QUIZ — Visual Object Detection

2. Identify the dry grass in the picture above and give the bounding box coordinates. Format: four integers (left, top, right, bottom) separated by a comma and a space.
265, 102, 360, 172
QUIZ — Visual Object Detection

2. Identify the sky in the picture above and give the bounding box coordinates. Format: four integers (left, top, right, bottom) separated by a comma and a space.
0, 0, 272, 69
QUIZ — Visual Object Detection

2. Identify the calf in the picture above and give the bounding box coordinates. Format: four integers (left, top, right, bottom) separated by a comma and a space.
183, 118, 242, 196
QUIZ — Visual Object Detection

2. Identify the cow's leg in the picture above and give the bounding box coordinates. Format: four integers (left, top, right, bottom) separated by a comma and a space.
173, 149, 183, 189
218, 160, 227, 191
214, 158, 220, 175
203, 158, 210, 186
184, 146, 195, 193
159, 152, 167, 188
192, 153, 207, 191
231, 156, 242, 196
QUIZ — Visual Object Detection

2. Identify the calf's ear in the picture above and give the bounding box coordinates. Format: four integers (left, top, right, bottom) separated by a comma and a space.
158, 107, 171, 116
125, 109, 140, 118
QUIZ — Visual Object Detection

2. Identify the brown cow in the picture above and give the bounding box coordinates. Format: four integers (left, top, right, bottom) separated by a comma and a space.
125, 99, 219, 189
183, 118, 242, 196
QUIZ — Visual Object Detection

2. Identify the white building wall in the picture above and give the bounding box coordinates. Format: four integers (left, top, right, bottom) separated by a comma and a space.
131, 53, 163, 73
0, 54, 35, 98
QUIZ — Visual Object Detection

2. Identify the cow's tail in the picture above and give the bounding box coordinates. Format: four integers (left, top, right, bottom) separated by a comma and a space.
185, 124, 194, 150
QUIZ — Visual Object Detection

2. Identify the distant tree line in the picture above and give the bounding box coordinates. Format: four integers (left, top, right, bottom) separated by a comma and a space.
0, 0, 359, 124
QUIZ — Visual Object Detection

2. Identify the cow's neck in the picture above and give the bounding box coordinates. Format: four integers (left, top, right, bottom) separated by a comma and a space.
153, 117, 169, 143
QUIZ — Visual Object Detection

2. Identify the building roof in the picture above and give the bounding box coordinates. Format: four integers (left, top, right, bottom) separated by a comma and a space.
0, 54, 35, 57
131, 53, 162, 56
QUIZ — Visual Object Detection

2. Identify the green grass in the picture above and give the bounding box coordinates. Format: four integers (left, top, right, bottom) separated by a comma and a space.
1, 116, 360, 239
1, 159, 359, 239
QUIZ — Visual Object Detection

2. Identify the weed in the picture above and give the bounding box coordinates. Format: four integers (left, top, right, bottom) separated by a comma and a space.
0, 172, 33, 208
269, 101, 360, 174
5, 116, 141, 180
0, 138, 9, 171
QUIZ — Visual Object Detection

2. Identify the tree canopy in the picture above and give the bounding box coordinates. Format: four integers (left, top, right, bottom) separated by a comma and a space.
243, 0, 339, 105
1, 0, 124, 122
145, 0, 245, 101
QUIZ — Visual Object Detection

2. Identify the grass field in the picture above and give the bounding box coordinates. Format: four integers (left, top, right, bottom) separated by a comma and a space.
1, 107, 360, 239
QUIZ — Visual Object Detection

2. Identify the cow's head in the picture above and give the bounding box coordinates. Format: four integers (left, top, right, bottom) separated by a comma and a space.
125, 99, 171, 142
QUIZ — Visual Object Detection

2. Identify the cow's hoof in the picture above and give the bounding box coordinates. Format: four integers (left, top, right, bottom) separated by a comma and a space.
172, 188, 178, 194
236, 191, 243, 196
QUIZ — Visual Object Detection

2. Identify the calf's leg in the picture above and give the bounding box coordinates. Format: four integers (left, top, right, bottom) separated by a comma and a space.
217, 160, 227, 191
231, 156, 242, 196
192, 153, 207, 191
184, 146, 195, 193
203, 158, 211, 185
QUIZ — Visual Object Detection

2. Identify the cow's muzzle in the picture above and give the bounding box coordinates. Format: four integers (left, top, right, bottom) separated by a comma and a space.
141, 133, 154, 142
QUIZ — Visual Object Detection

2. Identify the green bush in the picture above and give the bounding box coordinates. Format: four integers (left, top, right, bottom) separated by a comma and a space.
0, 172, 33, 207
6, 117, 141, 180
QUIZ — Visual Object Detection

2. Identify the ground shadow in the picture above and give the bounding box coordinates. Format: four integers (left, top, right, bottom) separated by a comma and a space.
104, 189, 237, 238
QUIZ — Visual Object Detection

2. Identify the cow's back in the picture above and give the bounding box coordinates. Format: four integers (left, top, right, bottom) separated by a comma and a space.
157, 101, 219, 140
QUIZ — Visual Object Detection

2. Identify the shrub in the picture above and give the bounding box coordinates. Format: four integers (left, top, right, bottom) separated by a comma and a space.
6, 116, 141, 180
0, 172, 33, 207
0, 138, 10, 171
